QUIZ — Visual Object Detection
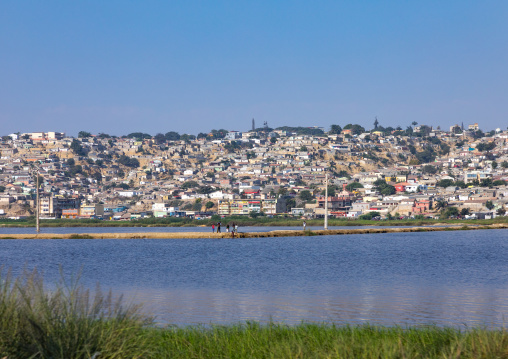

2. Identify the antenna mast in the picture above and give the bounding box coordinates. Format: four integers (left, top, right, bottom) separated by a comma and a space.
324, 173, 328, 230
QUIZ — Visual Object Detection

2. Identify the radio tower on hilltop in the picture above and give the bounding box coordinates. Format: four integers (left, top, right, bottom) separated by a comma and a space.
252, 118, 255, 131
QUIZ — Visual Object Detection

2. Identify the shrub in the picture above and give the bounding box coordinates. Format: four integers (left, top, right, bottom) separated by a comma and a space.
0, 269, 152, 358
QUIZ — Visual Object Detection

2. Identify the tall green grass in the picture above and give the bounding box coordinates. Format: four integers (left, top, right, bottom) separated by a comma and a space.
0, 269, 153, 358
145, 323, 508, 359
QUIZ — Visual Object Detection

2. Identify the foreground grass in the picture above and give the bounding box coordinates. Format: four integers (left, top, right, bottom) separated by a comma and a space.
0, 269, 152, 358
1, 269, 507, 358
145, 323, 508, 359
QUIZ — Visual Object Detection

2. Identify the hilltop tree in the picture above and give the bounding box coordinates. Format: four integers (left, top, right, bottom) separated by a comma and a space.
374, 117, 379, 129
78, 131, 91, 138
329, 125, 342, 135
165, 131, 180, 141
343, 124, 365, 135
126, 132, 151, 140
153, 133, 166, 144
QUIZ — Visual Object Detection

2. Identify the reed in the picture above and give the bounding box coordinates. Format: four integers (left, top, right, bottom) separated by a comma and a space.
0, 268, 153, 358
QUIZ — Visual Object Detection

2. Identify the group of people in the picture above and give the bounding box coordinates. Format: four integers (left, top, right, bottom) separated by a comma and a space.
212, 222, 239, 237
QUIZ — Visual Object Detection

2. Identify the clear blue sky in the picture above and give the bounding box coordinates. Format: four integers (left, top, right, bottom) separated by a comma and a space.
1, 1, 507, 136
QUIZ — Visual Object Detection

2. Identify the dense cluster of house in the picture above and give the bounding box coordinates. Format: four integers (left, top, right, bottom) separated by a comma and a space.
1, 124, 507, 221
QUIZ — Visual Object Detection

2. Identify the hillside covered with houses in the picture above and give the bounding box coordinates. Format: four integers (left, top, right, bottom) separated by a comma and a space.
1, 122, 507, 222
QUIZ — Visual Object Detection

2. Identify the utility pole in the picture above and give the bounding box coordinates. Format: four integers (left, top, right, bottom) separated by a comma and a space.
36, 167, 40, 234
324, 173, 328, 230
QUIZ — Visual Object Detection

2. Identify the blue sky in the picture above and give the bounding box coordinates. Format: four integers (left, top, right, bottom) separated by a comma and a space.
1, 1, 507, 136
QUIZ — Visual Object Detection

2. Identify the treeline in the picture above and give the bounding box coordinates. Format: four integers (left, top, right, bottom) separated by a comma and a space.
274, 126, 325, 136
437, 178, 506, 188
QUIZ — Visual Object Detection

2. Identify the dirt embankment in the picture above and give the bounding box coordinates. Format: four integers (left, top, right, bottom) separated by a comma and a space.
1, 223, 507, 240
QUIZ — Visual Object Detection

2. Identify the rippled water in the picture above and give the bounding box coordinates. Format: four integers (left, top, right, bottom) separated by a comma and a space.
1, 229, 507, 327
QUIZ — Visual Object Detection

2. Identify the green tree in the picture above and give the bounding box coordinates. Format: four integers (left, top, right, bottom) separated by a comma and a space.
153, 133, 166, 144
165, 131, 180, 141
181, 181, 199, 189
336, 170, 350, 179
298, 190, 314, 202
359, 211, 381, 220
92, 171, 102, 183
343, 124, 365, 135
422, 165, 438, 174
380, 185, 396, 195
205, 201, 214, 209
321, 185, 336, 197
455, 180, 467, 189
345, 182, 364, 192
460, 208, 470, 216
329, 125, 342, 134
285, 198, 296, 212
438, 179, 455, 188
485, 200, 495, 210
435, 200, 448, 210
70, 139, 87, 156
118, 155, 140, 168
78, 131, 91, 138
441, 206, 459, 219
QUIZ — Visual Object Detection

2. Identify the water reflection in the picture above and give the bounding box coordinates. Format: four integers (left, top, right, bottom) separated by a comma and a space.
116, 283, 507, 327
1, 230, 506, 327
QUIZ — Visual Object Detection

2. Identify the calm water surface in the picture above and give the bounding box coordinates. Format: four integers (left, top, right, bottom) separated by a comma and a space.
1, 229, 507, 327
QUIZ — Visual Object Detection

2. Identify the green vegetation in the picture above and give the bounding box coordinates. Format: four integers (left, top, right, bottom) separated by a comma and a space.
359, 211, 381, 220
117, 155, 140, 168
0, 269, 151, 358
1, 269, 506, 358
67, 233, 94, 239
1, 215, 508, 229
345, 182, 363, 192
373, 179, 396, 195
70, 139, 87, 157
276, 126, 325, 136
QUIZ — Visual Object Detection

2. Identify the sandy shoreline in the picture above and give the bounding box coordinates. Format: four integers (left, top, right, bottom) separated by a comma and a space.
0, 223, 507, 239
